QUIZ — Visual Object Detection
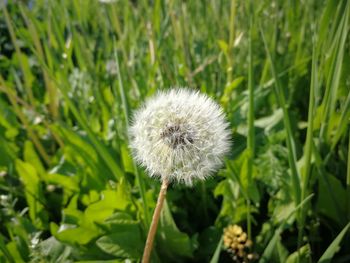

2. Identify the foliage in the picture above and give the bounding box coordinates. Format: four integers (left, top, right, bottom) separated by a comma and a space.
0, 0, 349, 262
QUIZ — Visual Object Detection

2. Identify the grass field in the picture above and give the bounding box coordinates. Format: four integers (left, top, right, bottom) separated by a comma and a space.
0, 0, 350, 262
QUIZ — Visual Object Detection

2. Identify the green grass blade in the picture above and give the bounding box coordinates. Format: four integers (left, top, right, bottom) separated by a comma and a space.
1, 3, 35, 106
209, 236, 223, 263
0, 234, 15, 263
347, 131, 350, 220
259, 194, 314, 263
317, 222, 350, 263
246, 0, 255, 240
60, 86, 124, 180
260, 26, 301, 206
18, 4, 59, 119
301, 38, 318, 199
113, 47, 150, 225
319, 1, 349, 141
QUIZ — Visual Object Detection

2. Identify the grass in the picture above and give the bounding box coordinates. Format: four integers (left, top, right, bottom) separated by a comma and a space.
0, 0, 349, 262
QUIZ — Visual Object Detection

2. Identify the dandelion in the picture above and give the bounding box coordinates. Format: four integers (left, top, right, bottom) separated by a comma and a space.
130, 88, 231, 186
130, 88, 231, 263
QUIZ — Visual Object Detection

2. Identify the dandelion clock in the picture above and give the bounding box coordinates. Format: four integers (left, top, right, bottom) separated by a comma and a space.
129, 88, 231, 262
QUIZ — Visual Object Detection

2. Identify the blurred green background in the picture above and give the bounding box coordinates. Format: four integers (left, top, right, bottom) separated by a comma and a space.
0, 0, 349, 262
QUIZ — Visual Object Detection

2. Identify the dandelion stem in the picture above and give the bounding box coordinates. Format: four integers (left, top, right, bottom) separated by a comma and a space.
142, 179, 169, 263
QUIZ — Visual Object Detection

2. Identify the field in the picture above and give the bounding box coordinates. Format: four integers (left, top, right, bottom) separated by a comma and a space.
0, 0, 350, 262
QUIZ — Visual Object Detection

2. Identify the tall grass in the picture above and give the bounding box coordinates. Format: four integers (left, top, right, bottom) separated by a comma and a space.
0, 0, 349, 262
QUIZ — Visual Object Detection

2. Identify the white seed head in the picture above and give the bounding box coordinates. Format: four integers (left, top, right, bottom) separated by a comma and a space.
129, 88, 231, 186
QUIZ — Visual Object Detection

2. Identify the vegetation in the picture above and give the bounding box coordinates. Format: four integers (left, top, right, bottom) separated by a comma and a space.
0, 0, 349, 262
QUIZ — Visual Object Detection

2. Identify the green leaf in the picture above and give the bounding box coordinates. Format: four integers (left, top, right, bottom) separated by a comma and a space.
259, 229, 282, 263
6, 242, 25, 263
209, 237, 222, 263
197, 226, 221, 260
96, 224, 143, 259
285, 244, 311, 263
220, 76, 244, 107
23, 140, 46, 178
84, 182, 132, 224
255, 108, 283, 131
214, 177, 255, 222
0, 136, 18, 166
0, 98, 19, 139
15, 159, 47, 228
0, 234, 15, 263
273, 200, 295, 224
259, 195, 313, 263
317, 222, 350, 263
217, 39, 229, 54
120, 143, 134, 173
36, 236, 73, 263
316, 173, 347, 226
157, 201, 193, 259
54, 225, 100, 245
75, 261, 123, 263
46, 173, 80, 192
240, 152, 260, 203
53, 125, 116, 186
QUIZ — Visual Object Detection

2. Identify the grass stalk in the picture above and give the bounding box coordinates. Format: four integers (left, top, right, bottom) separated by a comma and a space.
347, 130, 350, 221
312, 140, 344, 223
298, 33, 318, 261
0, 77, 51, 166
301, 39, 317, 210
1, 0, 349, 261
347, 130, 350, 220
142, 179, 169, 263
329, 91, 350, 153
319, 1, 349, 142
261, 25, 303, 260
19, 4, 59, 120
168, 2, 193, 85
246, 0, 254, 241
227, 0, 236, 83
20, 35, 125, 180
260, 26, 301, 206
47, 73, 125, 180
348, 131, 350, 188
113, 48, 150, 225
1, 3, 35, 106
62, 85, 124, 180
0, 85, 64, 149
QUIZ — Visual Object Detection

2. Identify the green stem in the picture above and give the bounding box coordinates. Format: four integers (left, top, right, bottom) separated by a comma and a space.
298, 33, 318, 263
246, 0, 254, 241
260, 25, 301, 206
347, 130, 350, 220
113, 48, 151, 225
227, 0, 236, 83
2, 3, 35, 106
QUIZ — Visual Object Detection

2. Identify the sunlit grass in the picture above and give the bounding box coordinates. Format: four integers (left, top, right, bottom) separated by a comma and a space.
0, 0, 349, 262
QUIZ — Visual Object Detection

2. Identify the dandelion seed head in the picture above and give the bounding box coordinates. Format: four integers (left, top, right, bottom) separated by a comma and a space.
129, 88, 231, 186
